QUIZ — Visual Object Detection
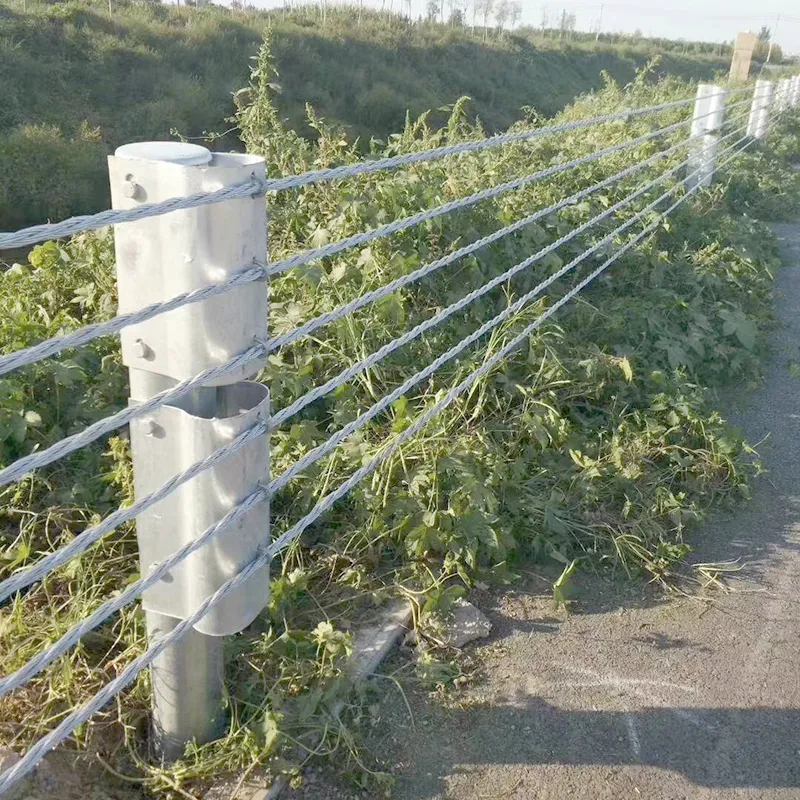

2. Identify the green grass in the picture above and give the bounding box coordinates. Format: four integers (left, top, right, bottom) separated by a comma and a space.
1, 41, 800, 796
0, 0, 741, 232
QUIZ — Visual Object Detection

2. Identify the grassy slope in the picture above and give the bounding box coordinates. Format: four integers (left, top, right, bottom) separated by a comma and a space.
0, 0, 732, 231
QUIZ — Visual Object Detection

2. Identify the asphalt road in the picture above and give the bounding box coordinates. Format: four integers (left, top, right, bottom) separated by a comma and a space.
363, 221, 800, 800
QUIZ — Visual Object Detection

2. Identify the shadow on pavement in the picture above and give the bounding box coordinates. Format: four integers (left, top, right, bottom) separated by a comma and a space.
399, 697, 800, 795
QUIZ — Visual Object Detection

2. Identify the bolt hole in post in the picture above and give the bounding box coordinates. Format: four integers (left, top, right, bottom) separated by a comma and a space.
108, 142, 269, 760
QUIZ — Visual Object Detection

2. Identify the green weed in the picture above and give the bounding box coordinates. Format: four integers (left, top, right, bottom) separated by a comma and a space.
0, 42, 798, 796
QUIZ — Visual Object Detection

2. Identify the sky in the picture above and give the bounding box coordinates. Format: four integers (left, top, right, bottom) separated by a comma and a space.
237, 0, 800, 56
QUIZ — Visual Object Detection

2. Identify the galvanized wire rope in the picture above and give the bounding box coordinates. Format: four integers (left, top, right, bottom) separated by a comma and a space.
0, 86, 778, 793
0, 92, 748, 252
0, 120, 752, 693
0, 106, 746, 382
270, 118, 749, 429
260, 132, 764, 561
0, 108, 752, 487
0, 264, 267, 379
0, 116, 751, 699
263, 128, 761, 558
266, 101, 752, 278
261, 91, 749, 193
0, 342, 265, 488
0, 126, 762, 798
0, 127, 698, 641
0, 178, 266, 250
0, 419, 267, 605
265, 111, 751, 355
266, 128, 750, 497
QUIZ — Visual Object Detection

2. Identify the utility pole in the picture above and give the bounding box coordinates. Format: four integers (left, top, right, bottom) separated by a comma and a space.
766, 14, 780, 63
595, 3, 603, 41
560, 8, 566, 38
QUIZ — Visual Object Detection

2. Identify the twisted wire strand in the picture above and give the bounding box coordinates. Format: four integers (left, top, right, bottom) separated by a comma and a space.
0, 178, 265, 251
261, 91, 750, 193
0, 264, 267, 379
263, 130, 760, 559
0, 118, 755, 690
0, 105, 753, 389
0, 343, 265, 489
267, 101, 751, 278
264, 111, 751, 354
0, 129, 760, 797
0, 420, 268, 605
0, 115, 752, 698
0, 105, 748, 383
270, 118, 749, 429
266, 128, 750, 497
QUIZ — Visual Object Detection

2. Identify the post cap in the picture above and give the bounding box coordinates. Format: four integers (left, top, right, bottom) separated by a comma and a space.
114, 142, 212, 166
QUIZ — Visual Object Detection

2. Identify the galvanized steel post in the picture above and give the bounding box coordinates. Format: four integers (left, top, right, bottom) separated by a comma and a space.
687, 83, 727, 190
792, 76, 800, 107
747, 79, 774, 139
108, 142, 269, 760
774, 77, 791, 114
773, 78, 785, 113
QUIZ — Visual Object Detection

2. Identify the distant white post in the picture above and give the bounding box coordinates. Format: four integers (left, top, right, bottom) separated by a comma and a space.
791, 75, 800, 107
773, 79, 784, 113
687, 83, 727, 190
747, 80, 774, 139
774, 78, 790, 113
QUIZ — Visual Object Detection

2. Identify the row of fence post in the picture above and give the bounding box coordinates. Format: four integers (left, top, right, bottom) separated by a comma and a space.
686, 83, 728, 190
107, 73, 800, 761
688, 75, 800, 192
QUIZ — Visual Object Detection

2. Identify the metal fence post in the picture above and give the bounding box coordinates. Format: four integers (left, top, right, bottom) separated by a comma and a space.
774, 79, 785, 114
747, 79, 774, 139
108, 142, 269, 760
687, 83, 727, 190
775, 78, 791, 114
791, 75, 800, 108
